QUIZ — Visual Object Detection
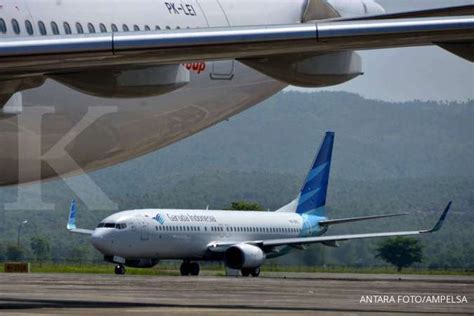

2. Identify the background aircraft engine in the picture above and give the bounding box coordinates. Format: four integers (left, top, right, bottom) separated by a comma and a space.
241, 51, 362, 88
50, 64, 190, 98
224, 244, 265, 269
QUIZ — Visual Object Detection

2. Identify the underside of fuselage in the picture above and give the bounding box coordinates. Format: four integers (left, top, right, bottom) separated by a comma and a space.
0, 61, 286, 186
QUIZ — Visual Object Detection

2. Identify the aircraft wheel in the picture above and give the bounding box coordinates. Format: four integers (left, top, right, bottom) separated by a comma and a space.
180, 261, 191, 276
115, 264, 125, 275
241, 268, 251, 277
190, 262, 200, 276
251, 267, 260, 277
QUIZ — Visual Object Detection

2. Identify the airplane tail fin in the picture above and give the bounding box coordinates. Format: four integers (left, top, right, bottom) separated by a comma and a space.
67, 200, 77, 231
277, 132, 334, 216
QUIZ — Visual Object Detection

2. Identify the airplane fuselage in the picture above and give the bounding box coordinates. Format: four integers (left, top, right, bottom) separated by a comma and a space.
91, 208, 325, 260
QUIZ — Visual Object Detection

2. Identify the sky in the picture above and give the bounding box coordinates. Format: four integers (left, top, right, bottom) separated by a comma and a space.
289, 0, 474, 102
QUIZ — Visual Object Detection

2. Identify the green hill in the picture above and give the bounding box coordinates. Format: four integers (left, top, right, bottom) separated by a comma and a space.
0, 91, 472, 268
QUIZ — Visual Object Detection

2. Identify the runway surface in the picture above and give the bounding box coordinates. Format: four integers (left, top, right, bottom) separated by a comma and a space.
0, 272, 473, 315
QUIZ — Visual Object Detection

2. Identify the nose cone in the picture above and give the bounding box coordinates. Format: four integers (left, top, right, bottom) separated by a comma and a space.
91, 229, 110, 254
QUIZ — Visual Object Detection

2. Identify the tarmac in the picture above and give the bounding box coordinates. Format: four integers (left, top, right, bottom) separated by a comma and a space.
0, 272, 473, 315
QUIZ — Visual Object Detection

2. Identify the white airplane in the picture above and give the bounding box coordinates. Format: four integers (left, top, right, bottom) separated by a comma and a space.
0, 1, 473, 186
67, 132, 452, 276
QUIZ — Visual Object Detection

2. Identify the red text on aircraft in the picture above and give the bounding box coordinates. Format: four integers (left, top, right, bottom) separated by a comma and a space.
183, 62, 206, 74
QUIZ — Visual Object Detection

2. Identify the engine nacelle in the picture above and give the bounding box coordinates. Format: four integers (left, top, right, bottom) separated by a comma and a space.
225, 244, 265, 269
50, 64, 190, 98
241, 51, 362, 88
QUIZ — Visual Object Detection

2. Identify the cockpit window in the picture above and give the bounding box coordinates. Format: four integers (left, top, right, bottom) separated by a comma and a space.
98, 222, 127, 229
116, 223, 127, 230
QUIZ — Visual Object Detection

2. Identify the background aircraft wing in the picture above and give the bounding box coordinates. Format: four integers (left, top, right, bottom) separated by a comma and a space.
208, 202, 452, 252
1, 9, 473, 79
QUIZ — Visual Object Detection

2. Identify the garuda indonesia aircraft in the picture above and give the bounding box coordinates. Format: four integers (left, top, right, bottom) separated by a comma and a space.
67, 132, 452, 276
0, 1, 473, 186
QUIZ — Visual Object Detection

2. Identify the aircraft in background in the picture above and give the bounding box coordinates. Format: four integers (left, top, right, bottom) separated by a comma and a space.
0, 1, 473, 186
67, 132, 452, 276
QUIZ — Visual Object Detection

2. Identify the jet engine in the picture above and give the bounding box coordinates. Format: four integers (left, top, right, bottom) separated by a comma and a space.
241, 51, 362, 88
50, 64, 190, 98
224, 244, 265, 269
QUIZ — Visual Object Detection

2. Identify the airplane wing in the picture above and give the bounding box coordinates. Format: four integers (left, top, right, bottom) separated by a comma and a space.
332, 5, 474, 21
1, 6, 473, 79
208, 202, 452, 252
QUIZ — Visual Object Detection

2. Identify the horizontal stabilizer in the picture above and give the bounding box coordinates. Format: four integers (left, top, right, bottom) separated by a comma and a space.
319, 213, 409, 226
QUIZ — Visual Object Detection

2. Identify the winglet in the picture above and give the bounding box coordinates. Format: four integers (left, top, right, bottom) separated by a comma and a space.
422, 201, 452, 233
67, 199, 77, 231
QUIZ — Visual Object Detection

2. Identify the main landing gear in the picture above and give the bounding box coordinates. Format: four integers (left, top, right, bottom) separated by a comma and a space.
241, 267, 260, 277
115, 264, 126, 275
180, 261, 200, 276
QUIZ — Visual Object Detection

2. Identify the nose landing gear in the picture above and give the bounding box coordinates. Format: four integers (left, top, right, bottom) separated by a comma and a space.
180, 261, 200, 276
115, 264, 126, 275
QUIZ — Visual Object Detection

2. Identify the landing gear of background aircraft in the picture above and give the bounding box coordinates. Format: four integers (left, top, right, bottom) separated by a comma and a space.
251, 267, 260, 277
115, 264, 125, 275
190, 262, 200, 276
241, 268, 260, 277
180, 261, 200, 276
180, 261, 190, 276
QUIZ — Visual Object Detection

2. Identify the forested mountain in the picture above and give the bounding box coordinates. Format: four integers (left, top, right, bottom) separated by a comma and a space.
0, 91, 472, 268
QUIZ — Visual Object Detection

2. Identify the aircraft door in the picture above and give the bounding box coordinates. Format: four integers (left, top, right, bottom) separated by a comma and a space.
140, 219, 149, 241
197, 0, 235, 80
218, 223, 225, 238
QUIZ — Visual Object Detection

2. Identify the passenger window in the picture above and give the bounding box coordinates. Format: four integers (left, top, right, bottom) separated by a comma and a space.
0, 18, 6, 33
100, 23, 107, 33
144, 25, 150, 31
122, 24, 129, 32
11, 19, 21, 34
38, 21, 47, 35
155, 25, 161, 30
76, 22, 84, 34
64, 22, 72, 34
165, 26, 171, 30
25, 20, 33, 35
111, 24, 118, 32
88, 23, 96, 33
51, 21, 59, 35
133, 25, 140, 31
